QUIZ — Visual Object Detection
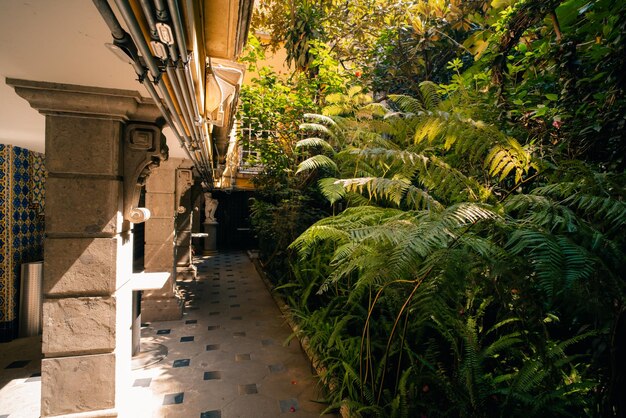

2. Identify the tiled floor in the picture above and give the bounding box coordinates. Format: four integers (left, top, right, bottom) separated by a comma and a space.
0, 251, 333, 418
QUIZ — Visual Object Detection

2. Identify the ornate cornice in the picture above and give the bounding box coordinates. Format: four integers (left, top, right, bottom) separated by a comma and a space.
6, 78, 162, 122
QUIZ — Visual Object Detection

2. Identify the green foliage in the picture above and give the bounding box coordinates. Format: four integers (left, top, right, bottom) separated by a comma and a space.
244, 1, 626, 417
271, 91, 624, 417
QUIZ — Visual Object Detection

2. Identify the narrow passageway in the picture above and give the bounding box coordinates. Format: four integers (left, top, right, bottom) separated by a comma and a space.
0, 251, 331, 418
127, 251, 330, 417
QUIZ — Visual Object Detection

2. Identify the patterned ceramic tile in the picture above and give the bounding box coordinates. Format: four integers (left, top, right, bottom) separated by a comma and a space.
0, 145, 45, 341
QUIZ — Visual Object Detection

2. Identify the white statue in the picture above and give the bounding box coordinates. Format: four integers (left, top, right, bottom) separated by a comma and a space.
204, 192, 218, 223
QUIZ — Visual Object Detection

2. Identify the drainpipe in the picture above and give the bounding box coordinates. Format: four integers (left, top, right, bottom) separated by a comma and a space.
138, 0, 159, 40
154, 0, 169, 22
166, 0, 217, 175
93, 0, 207, 185
95, 0, 215, 187
112, 0, 211, 186
159, 0, 215, 179
167, 0, 189, 65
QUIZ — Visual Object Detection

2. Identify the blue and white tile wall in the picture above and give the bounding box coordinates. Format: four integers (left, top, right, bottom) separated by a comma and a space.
0, 144, 45, 342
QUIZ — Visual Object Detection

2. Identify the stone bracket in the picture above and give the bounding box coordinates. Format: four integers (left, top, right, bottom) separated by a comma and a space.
175, 168, 194, 214
123, 123, 168, 223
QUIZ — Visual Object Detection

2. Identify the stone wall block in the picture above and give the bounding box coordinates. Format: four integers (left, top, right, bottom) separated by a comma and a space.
144, 243, 174, 272
42, 297, 116, 355
46, 117, 122, 175
176, 211, 192, 231
41, 353, 115, 416
44, 238, 116, 296
175, 247, 191, 266
140, 297, 183, 322
175, 229, 191, 246
145, 192, 174, 218
144, 217, 175, 243
45, 177, 121, 235
145, 167, 176, 193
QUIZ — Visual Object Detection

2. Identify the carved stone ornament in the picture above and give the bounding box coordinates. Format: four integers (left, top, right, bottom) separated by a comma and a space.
175, 168, 194, 214
123, 123, 169, 223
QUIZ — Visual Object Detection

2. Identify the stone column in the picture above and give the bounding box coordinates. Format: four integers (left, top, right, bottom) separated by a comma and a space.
175, 166, 196, 279
141, 158, 185, 321
8, 79, 164, 417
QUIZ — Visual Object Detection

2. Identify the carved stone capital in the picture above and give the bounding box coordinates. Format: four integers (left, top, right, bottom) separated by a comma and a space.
123, 124, 169, 223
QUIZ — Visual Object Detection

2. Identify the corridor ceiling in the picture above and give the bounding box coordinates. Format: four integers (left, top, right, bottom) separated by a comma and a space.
0, 0, 252, 185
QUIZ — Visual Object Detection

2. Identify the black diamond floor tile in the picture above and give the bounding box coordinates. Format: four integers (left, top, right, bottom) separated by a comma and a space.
203, 371, 222, 380
133, 378, 152, 387
279, 398, 299, 413
173, 359, 190, 368
238, 384, 258, 395
157, 329, 171, 335
180, 336, 195, 342
269, 363, 285, 373
163, 392, 185, 405
200, 410, 221, 418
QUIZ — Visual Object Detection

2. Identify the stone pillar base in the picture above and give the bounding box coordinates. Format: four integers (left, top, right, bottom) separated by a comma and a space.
140, 296, 183, 322
203, 221, 218, 254
176, 265, 197, 280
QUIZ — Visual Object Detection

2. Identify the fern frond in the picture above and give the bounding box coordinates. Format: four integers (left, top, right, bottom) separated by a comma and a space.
404, 185, 444, 211
303, 113, 337, 126
323, 103, 351, 116
319, 177, 346, 205
507, 230, 597, 302
335, 177, 410, 206
357, 103, 388, 119
347, 85, 364, 98
485, 137, 533, 183
388, 94, 425, 114
325, 92, 345, 104
295, 137, 335, 154
419, 80, 442, 110
482, 332, 523, 358
299, 122, 333, 136
296, 154, 338, 174
289, 225, 350, 257
442, 202, 499, 227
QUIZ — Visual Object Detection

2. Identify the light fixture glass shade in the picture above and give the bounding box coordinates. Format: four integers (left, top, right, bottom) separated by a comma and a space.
205, 67, 223, 116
